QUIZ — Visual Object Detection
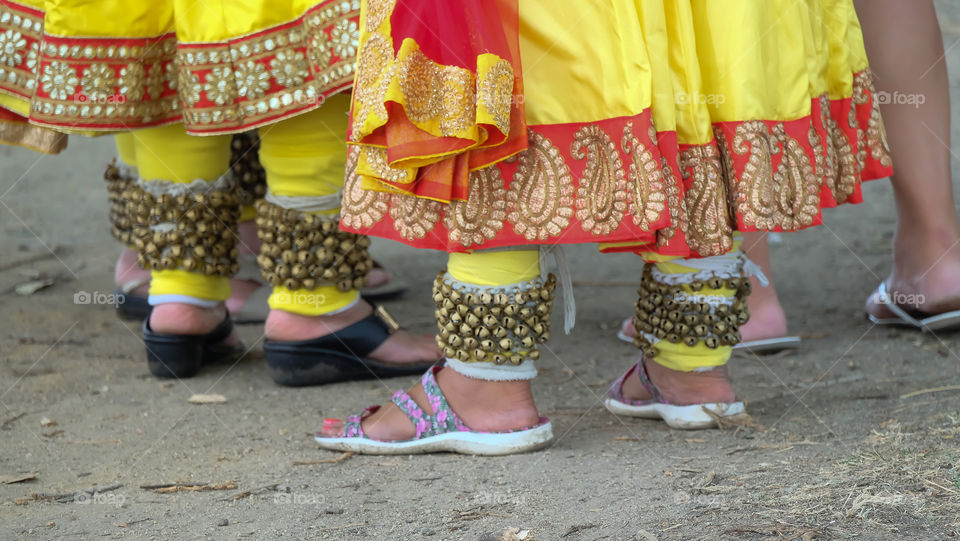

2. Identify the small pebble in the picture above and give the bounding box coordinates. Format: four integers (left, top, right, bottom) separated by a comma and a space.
421, 527, 436, 536
325, 507, 344, 515
217, 519, 229, 527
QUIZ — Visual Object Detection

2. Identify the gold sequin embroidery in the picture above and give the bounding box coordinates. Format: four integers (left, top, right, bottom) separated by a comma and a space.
388, 193, 442, 241
622, 123, 667, 231
679, 143, 732, 256
444, 166, 508, 248
507, 130, 575, 241
571, 125, 629, 237
341, 148, 390, 229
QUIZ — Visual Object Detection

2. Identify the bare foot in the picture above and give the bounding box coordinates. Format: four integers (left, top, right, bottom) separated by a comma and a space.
366, 266, 392, 289
620, 358, 736, 405
148, 303, 242, 347
264, 300, 440, 365
865, 254, 960, 319
319, 368, 540, 441
114, 248, 150, 296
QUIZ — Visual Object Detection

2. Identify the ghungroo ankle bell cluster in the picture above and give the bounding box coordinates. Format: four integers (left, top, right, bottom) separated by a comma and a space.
433, 272, 557, 365
254, 199, 372, 292
632, 264, 750, 358
104, 159, 138, 244
230, 132, 267, 207
126, 177, 241, 277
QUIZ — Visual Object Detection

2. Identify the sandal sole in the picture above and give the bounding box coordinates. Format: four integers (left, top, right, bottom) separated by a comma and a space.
314, 422, 553, 456
604, 398, 745, 430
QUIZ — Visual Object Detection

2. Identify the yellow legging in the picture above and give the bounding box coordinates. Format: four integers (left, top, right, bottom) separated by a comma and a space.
133, 94, 356, 313
640, 240, 743, 372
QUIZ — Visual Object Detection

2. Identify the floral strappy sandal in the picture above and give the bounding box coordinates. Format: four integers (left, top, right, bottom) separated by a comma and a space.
315, 366, 553, 455
604, 360, 745, 429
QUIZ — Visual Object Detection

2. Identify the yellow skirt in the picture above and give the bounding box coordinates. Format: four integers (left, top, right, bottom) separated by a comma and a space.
342, 0, 892, 257
0, 0, 359, 135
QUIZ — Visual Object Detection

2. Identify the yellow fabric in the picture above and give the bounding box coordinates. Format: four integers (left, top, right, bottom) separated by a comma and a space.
260, 96, 356, 315
641, 239, 744, 372
448, 250, 540, 286
259, 95, 349, 206
446, 250, 541, 363
151, 270, 230, 302
133, 124, 231, 182
42, 0, 321, 41
134, 124, 232, 301
268, 286, 359, 316
114, 133, 137, 166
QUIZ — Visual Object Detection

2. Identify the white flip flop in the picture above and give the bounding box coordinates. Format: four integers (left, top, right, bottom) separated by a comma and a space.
867, 282, 960, 333
604, 362, 745, 430
315, 367, 553, 456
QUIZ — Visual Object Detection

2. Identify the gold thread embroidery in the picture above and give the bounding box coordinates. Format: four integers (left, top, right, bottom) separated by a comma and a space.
342, 148, 390, 229
622, 123, 667, 231
365, 0, 396, 32
444, 166, 508, 247
679, 144, 732, 256
571, 125, 628, 236
351, 32, 393, 140
478, 59, 513, 135
388, 193, 442, 240
854, 70, 892, 168
507, 130, 575, 241
731, 121, 820, 232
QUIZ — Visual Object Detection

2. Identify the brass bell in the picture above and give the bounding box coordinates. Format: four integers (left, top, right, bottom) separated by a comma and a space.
502, 316, 517, 330
493, 326, 508, 339
479, 339, 495, 352
704, 336, 719, 349
693, 324, 709, 336
683, 336, 698, 347
706, 277, 723, 289
474, 350, 487, 361
476, 328, 491, 339
499, 338, 514, 351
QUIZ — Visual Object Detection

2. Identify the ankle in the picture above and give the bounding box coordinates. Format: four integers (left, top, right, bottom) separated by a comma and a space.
645, 360, 736, 405
150, 303, 227, 335
264, 302, 373, 341
436, 368, 540, 431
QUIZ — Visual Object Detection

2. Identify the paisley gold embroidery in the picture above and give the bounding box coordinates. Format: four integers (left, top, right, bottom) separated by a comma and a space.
478, 59, 514, 135
341, 148, 389, 229
853, 70, 892, 168
680, 144, 732, 256
360, 146, 411, 184
825, 106, 859, 204
399, 50, 443, 124
507, 130, 575, 241
389, 194, 442, 241
731, 121, 820, 232
656, 155, 685, 247
444, 166, 508, 248
621, 123, 667, 231
365, 0, 396, 32
571, 125, 629, 236
438, 66, 476, 136
352, 32, 394, 139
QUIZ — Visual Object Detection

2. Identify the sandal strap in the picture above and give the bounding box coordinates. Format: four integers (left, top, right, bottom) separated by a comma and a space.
390, 390, 434, 438
421, 368, 469, 433
636, 359, 670, 405
876, 282, 926, 329
342, 405, 378, 438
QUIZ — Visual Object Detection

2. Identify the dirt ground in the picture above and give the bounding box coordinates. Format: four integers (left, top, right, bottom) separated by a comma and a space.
3, 7, 960, 541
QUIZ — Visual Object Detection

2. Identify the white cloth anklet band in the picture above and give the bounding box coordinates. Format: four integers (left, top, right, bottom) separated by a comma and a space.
445, 357, 538, 381
149, 294, 220, 308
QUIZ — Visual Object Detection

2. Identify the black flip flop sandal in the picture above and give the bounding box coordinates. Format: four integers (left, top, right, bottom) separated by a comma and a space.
264, 306, 439, 386
115, 289, 152, 321
143, 316, 243, 378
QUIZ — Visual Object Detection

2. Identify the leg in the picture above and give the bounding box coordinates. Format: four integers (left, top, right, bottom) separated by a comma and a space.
127, 124, 242, 377
611, 248, 749, 429
257, 95, 438, 386
109, 133, 152, 302
855, 0, 960, 316
318, 250, 549, 450
620, 232, 789, 346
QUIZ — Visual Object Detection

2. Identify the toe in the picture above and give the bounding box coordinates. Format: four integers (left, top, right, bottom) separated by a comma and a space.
621, 317, 634, 337
318, 418, 345, 437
